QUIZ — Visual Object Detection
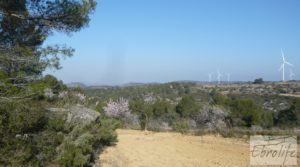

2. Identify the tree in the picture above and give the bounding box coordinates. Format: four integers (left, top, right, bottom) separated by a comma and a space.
151, 99, 171, 118
129, 100, 153, 130
103, 98, 130, 118
0, 0, 96, 47
0, 1, 105, 166
0, 0, 96, 90
229, 99, 263, 127
176, 96, 200, 118
294, 98, 300, 125
253, 78, 264, 84
276, 98, 300, 127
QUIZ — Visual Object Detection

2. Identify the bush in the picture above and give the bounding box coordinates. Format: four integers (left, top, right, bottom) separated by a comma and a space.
172, 120, 189, 134
274, 98, 300, 128
26, 75, 66, 99
211, 93, 228, 106
151, 99, 172, 118
175, 96, 200, 118
0, 98, 119, 167
196, 106, 229, 131
253, 78, 264, 84
0, 101, 50, 166
129, 100, 153, 130
261, 112, 274, 128
0, 101, 47, 135
55, 117, 118, 167
231, 99, 263, 127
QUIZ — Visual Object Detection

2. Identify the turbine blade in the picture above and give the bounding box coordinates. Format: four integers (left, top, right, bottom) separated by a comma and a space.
285, 61, 293, 66
281, 48, 285, 61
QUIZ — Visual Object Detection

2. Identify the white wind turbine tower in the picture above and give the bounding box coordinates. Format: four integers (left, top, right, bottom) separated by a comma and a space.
279, 48, 293, 81
289, 69, 295, 80
217, 70, 222, 84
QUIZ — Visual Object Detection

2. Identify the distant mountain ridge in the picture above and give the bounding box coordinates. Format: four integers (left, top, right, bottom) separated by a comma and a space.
66, 82, 87, 88
67, 80, 299, 88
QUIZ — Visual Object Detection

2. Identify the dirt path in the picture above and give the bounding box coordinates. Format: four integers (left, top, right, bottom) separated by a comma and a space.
279, 93, 300, 98
96, 129, 299, 167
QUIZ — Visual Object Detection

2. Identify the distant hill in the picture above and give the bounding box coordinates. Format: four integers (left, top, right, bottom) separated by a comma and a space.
121, 82, 157, 87
66, 82, 87, 88
73, 80, 299, 89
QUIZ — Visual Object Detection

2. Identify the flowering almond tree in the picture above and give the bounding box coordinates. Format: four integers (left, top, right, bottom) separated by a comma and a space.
103, 98, 130, 118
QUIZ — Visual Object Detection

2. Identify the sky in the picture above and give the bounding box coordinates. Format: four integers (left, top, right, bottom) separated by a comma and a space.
45, 0, 300, 85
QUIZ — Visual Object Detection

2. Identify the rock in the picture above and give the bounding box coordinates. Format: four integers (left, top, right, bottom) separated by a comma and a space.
47, 104, 100, 125
66, 105, 100, 124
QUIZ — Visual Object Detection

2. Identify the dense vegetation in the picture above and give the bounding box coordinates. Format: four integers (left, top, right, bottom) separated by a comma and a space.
0, 75, 119, 166
86, 82, 300, 134
0, 1, 119, 166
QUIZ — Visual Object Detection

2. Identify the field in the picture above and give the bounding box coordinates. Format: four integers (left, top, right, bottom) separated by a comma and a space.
96, 129, 300, 167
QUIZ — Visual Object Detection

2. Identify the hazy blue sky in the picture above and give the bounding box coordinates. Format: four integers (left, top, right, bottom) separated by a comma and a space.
45, 0, 300, 85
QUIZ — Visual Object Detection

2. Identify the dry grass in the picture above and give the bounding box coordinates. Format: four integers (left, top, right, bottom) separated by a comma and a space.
280, 93, 300, 98
96, 129, 300, 167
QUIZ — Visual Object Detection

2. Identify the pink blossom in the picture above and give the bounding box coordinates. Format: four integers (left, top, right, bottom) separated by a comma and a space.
103, 98, 130, 118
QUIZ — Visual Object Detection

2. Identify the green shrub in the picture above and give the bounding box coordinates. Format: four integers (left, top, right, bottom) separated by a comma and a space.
55, 117, 118, 167
129, 100, 153, 130
230, 99, 263, 127
26, 75, 66, 99
175, 96, 200, 118
261, 112, 274, 128
211, 93, 228, 106
0, 101, 49, 166
274, 98, 300, 128
0, 97, 118, 167
253, 78, 264, 84
0, 101, 47, 135
172, 120, 189, 134
57, 143, 89, 167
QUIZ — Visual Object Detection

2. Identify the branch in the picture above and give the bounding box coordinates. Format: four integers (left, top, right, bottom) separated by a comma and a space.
0, 93, 38, 101
0, 10, 55, 27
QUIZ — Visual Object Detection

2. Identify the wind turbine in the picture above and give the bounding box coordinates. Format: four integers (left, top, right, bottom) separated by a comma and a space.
289, 69, 295, 80
279, 48, 293, 81
208, 73, 212, 83
227, 73, 231, 83
217, 70, 222, 84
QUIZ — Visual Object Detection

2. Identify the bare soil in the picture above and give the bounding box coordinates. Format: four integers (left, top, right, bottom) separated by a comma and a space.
96, 129, 299, 167
280, 93, 300, 98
